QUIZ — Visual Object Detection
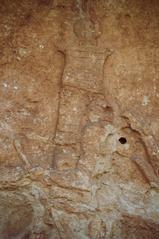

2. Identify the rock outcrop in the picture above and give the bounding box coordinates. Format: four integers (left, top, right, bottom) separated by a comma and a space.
0, 0, 159, 238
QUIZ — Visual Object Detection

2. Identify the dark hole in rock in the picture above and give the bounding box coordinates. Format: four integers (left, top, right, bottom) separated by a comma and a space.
119, 137, 127, 144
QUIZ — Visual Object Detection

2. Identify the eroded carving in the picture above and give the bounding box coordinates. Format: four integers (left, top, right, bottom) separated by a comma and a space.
1, 1, 159, 238
52, 0, 113, 171
122, 111, 159, 189
53, 48, 112, 171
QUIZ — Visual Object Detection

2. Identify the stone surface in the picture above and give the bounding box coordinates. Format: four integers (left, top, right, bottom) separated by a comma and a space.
0, 0, 159, 238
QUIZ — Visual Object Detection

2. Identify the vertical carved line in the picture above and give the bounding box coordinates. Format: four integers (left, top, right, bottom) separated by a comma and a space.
52, 49, 66, 168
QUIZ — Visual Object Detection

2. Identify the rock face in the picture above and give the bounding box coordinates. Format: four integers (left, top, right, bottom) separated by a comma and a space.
0, 0, 159, 238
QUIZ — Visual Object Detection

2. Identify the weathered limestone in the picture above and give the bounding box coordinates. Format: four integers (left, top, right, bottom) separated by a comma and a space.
53, 48, 111, 170
0, 0, 159, 238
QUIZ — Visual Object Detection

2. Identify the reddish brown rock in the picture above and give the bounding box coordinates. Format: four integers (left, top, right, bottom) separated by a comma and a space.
111, 214, 159, 239
0, 0, 159, 238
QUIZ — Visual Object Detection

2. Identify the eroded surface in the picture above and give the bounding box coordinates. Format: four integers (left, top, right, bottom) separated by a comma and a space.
0, 0, 159, 238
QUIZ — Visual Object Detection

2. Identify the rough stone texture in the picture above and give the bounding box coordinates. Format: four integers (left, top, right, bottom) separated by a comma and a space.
0, 0, 159, 238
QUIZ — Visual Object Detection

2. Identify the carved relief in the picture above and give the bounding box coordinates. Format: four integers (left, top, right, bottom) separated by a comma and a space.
122, 111, 159, 189
1, 1, 159, 238
53, 48, 111, 170
52, 0, 115, 172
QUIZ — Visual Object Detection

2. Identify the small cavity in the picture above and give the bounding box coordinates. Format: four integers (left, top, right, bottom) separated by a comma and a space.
119, 137, 127, 144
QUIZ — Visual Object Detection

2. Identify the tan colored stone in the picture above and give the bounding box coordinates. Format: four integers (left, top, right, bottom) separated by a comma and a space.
111, 214, 159, 239
0, 0, 159, 238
